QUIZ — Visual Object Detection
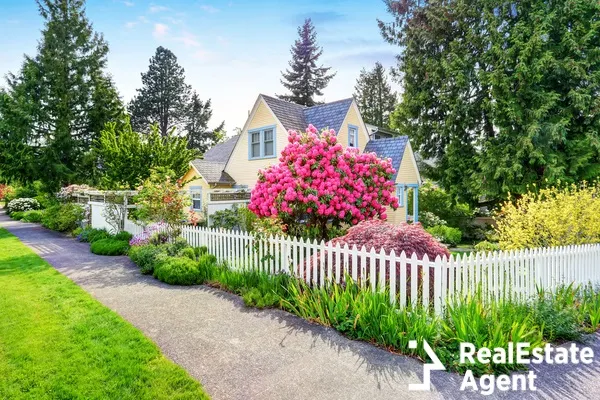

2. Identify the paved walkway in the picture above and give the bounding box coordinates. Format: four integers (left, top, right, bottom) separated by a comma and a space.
1, 213, 599, 400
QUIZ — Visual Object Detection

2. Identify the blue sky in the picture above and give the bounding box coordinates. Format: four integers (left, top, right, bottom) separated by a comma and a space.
0, 0, 399, 133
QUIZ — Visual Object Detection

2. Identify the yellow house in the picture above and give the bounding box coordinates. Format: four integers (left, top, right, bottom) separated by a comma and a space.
182, 94, 422, 224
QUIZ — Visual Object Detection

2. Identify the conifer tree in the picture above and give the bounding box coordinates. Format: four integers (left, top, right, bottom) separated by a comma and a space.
2, 0, 123, 190
128, 47, 191, 136
185, 92, 225, 153
380, 0, 600, 204
353, 62, 397, 128
278, 19, 335, 106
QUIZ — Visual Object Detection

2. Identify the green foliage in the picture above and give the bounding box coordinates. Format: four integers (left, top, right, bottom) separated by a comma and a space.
21, 210, 44, 223
381, 0, 600, 205
0, 0, 123, 190
93, 119, 198, 189
181, 247, 196, 260
41, 203, 84, 232
473, 241, 500, 253
353, 62, 397, 128
211, 205, 257, 232
129, 245, 166, 275
10, 211, 25, 220
185, 92, 225, 152
533, 285, 583, 342
165, 237, 191, 257
129, 47, 190, 137
130, 170, 191, 229
153, 256, 202, 285
77, 227, 110, 243
113, 231, 133, 242
439, 297, 544, 375
581, 286, 600, 332
426, 225, 462, 247
278, 19, 335, 106
417, 182, 474, 230
0, 228, 208, 399
90, 239, 130, 256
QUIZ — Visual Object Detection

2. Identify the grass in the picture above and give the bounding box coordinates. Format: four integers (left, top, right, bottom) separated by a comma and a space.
0, 228, 209, 400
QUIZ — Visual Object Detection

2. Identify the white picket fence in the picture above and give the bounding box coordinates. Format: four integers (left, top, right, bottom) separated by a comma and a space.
131, 223, 600, 315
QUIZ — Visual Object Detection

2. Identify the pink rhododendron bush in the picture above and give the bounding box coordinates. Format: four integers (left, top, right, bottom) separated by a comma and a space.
249, 125, 399, 240
303, 220, 449, 300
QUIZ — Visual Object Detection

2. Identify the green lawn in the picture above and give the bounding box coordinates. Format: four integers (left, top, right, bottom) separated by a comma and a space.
0, 228, 209, 400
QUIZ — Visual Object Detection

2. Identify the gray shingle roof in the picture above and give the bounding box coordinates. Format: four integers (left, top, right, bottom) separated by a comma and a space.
364, 136, 409, 181
260, 95, 354, 135
304, 98, 354, 135
203, 135, 240, 163
261, 95, 306, 133
190, 160, 235, 185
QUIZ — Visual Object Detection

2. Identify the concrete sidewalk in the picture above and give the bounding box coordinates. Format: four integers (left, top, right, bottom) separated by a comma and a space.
1, 212, 599, 400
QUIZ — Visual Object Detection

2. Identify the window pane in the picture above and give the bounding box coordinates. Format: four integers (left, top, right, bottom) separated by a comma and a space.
192, 199, 201, 209
252, 142, 260, 157
264, 140, 274, 156
264, 129, 273, 141
251, 132, 260, 143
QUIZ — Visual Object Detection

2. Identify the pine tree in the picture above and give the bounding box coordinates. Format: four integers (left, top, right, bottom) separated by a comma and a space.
278, 19, 335, 106
185, 91, 225, 153
353, 62, 397, 128
129, 47, 191, 136
2, 0, 123, 190
380, 0, 600, 205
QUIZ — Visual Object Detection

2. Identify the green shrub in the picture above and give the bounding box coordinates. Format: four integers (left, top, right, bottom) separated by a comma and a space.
181, 247, 196, 260
21, 210, 44, 223
90, 239, 130, 256
533, 285, 583, 342
166, 237, 190, 257
10, 211, 25, 220
153, 256, 202, 285
113, 231, 133, 242
426, 225, 462, 247
88, 229, 111, 243
41, 203, 84, 232
473, 240, 500, 253
129, 244, 166, 275
7, 198, 41, 214
242, 287, 281, 309
195, 246, 208, 257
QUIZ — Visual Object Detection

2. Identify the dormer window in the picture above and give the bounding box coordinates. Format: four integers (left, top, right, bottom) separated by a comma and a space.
248, 126, 276, 159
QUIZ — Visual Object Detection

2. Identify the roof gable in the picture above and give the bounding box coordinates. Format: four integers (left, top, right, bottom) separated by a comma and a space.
190, 159, 235, 185
364, 136, 409, 181
261, 94, 306, 133
260, 95, 354, 135
203, 135, 240, 163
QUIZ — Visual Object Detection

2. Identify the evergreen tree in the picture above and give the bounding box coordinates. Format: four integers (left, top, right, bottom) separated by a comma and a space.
185, 91, 225, 153
2, 0, 123, 190
353, 62, 397, 128
278, 19, 335, 106
129, 47, 191, 136
380, 0, 600, 205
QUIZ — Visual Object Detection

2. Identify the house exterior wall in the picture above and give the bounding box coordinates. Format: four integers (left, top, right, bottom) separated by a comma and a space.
181, 168, 210, 219
337, 103, 369, 152
225, 98, 286, 187
387, 143, 420, 225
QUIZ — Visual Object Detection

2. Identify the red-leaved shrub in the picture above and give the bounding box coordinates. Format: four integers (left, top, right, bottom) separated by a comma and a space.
301, 220, 449, 304
330, 220, 450, 259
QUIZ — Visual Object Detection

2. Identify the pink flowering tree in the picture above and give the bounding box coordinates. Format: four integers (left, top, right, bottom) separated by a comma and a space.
248, 125, 399, 240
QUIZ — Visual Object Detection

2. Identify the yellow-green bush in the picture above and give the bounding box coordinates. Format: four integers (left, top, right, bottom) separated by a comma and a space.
494, 182, 600, 250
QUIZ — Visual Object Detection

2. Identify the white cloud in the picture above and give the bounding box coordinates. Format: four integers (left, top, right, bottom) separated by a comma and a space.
153, 23, 169, 38
200, 5, 219, 13
175, 32, 200, 47
123, 1, 134, 6
138, 15, 149, 23
125, 21, 138, 29
149, 5, 168, 13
